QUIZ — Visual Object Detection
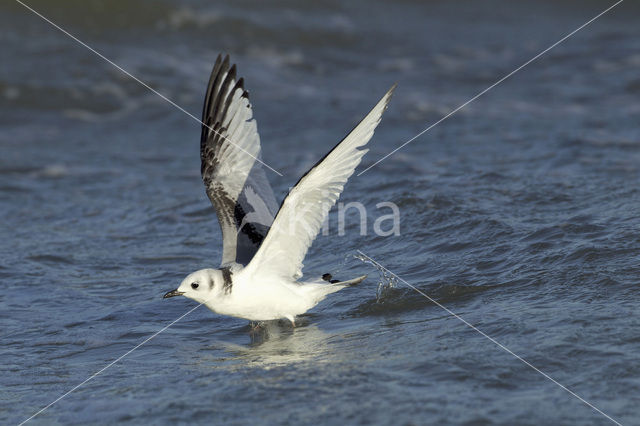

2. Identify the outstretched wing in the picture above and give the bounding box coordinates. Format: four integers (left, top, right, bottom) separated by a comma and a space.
200, 54, 279, 267
243, 85, 396, 280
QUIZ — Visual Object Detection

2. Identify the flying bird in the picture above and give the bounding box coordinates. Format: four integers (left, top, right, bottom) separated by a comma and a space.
164, 54, 395, 326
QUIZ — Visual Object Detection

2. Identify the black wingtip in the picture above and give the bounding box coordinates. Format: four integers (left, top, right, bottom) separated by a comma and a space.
234, 77, 250, 100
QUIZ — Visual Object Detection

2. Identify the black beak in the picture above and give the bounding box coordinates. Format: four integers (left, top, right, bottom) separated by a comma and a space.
163, 289, 184, 299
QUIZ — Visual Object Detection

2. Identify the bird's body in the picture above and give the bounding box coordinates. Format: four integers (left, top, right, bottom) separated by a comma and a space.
168, 265, 366, 325
206, 268, 343, 322
164, 54, 394, 325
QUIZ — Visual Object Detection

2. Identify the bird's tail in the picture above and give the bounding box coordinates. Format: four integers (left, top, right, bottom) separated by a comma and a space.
324, 274, 367, 287
302, 275, 367, 305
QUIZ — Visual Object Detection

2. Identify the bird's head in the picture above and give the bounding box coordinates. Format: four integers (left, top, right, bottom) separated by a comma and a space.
163, 268, 223, 304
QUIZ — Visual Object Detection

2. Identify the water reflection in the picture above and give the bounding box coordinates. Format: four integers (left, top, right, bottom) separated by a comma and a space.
201, 319, 339, 369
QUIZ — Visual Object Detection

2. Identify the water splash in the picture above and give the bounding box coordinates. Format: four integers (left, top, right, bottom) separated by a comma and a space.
353, 253, 397, 302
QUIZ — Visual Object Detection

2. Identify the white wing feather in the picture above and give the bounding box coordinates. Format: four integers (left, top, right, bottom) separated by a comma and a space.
244, 85, 396, 280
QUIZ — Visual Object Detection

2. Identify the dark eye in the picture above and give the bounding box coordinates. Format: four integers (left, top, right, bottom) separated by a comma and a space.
191, 282, 199, 289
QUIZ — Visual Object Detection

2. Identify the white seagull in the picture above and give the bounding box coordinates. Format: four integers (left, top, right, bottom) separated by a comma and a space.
164, 54, 395, 326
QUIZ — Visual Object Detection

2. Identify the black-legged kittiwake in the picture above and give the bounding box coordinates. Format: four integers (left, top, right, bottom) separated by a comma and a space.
164, 54, 395, 326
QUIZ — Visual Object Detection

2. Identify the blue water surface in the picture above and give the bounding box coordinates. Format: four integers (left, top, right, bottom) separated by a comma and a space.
1, 1, 639, 424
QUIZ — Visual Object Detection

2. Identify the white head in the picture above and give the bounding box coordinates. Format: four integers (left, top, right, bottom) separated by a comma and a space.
163, 268, 225, 304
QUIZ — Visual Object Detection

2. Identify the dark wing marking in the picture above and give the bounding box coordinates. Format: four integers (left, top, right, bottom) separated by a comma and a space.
200, 54, 279, 266
221, 266, 233, 294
